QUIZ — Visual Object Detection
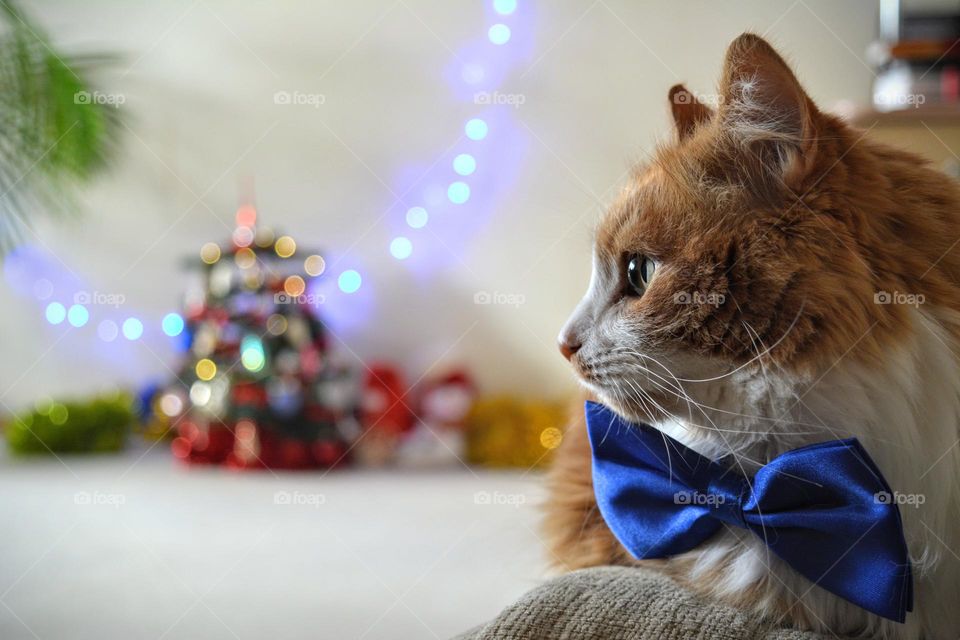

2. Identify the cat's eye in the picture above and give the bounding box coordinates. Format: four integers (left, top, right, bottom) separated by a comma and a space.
626, 254, 656, 295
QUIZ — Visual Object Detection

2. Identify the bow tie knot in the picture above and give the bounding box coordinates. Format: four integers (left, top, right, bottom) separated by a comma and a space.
703, 473, 748, 528
585, 401, 913, 623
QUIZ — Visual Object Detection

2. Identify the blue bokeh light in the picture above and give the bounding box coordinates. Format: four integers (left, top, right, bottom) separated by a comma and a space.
488, 24, 511, 45
493, 0, 517, 15
390, 237, 413, 260
33, 279, 53, 300
453, 153, 476, 176
45, 302, 66, 325
461, 63, 485, 84
122, 317, 144, 340
162, 312, 185, 337
98, 320, 118, 342
241, 334, 266, 372
67, 304, 89, 328
338, 270, 362, 294
406, 206, 429, 229
465, 118, 488, 140
447, 182, 471, 204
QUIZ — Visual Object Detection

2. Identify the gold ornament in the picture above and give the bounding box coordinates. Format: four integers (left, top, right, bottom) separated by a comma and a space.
465, 396, 567, 468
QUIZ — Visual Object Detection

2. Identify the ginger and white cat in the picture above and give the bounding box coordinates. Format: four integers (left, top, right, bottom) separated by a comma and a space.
546, 33, 960, 640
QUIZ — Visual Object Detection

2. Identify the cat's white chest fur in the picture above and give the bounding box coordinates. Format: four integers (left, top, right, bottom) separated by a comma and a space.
648, 308, 960, 640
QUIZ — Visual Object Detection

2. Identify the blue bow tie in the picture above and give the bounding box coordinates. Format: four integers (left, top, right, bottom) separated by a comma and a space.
585, 401, 913, 622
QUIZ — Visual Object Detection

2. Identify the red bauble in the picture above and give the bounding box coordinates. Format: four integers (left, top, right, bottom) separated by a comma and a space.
312, 440, 344, 467
177, 420, 200, 442
171, 436, 192, 460
233, 382, 267, 407
359, 364, 412, 435
279, 440, 310, 469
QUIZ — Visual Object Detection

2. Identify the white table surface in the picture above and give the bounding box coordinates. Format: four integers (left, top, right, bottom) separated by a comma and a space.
0, 446, 549, 639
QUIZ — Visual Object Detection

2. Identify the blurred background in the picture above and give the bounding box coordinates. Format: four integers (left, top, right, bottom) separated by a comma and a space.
1, 0, 957, 638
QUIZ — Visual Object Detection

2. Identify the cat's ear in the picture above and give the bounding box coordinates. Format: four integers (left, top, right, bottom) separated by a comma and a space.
668, 84, 714, 140
717, 33, 820, 194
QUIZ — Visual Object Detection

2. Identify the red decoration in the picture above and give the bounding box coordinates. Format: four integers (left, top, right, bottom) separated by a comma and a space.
396, 368, 477, 468
359, 364, 412, 435
418, 371, 476, 430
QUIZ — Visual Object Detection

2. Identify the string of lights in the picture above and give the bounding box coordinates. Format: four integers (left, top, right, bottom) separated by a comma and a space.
4, 0, 527, 352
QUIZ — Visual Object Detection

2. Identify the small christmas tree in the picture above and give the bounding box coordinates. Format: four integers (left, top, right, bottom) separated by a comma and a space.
161, 204, 358, 469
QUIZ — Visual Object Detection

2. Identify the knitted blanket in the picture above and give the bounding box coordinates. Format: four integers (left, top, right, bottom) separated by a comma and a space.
455, 566, 834, 640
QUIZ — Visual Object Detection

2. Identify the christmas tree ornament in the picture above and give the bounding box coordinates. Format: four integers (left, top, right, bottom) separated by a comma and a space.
354, 364, 411, 466
397, 370, 476, 468
161, 202, 356, 469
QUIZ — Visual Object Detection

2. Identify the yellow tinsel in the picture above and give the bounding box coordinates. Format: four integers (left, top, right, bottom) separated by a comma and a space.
465, 396, 567, 469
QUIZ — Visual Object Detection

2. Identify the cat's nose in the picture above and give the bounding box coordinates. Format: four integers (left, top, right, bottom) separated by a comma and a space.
558, 335, 582, 361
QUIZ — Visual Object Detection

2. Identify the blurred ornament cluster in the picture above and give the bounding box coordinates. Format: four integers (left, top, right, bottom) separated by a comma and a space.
142, 204, 353, 469
3, 200, 566, 471
132, 204, 563, 470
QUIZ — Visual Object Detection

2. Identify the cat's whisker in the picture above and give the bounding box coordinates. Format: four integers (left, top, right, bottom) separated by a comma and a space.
635, 303, 806, 385
617, 358, 911, 449
619, 376, 677, 481
607, 346, 853, 436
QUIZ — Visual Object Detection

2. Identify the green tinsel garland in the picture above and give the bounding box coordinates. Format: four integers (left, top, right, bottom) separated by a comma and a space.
5, 393, 135, 454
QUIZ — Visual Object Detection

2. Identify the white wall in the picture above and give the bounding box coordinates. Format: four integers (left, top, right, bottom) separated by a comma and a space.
0, 0, 878, 409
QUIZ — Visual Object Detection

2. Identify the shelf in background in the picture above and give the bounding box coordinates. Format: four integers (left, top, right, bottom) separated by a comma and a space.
847, 104, 960, 128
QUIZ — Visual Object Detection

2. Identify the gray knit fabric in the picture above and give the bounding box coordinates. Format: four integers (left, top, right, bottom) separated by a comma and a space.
455, 566, 833, 640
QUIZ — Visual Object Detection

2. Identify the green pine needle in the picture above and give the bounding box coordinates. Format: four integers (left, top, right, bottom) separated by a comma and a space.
0, 0, 119, 251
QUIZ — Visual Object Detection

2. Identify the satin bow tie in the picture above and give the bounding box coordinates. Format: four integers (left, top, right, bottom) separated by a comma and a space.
585, 401, 913, 622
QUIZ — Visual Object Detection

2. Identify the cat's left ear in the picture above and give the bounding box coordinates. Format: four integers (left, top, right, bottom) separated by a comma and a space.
717, 33, 821, 195
668, 84, 714, 140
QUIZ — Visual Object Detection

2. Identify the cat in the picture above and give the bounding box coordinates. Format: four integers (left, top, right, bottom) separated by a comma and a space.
544, 33, 960, 640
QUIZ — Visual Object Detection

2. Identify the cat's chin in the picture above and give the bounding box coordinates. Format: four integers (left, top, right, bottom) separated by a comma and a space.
575, 380, 667, 426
